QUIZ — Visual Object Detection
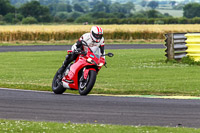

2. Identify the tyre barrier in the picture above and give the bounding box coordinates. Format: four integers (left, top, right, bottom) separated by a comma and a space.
164, 33, 200, 61
185, 33, 200, 61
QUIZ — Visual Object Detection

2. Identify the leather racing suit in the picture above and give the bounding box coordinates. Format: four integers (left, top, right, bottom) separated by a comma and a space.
58, 33, 105, 74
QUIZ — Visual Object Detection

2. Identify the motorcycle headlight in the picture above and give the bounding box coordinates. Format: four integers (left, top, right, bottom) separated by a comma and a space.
87, 58, 93, 63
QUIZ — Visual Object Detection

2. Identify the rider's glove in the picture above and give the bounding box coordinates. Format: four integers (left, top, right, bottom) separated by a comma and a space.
72, 45, 77, 52
74, 48, 82, 54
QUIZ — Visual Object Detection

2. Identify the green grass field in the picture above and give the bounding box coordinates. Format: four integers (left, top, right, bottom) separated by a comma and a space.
135, 5, 183, 17
0, 49, 200, 96
0, 119, 200, 133
157, 9, 183, 17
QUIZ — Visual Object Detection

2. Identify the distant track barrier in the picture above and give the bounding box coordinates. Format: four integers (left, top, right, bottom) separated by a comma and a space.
164, 33, 200, 61
185, 34, 200, 61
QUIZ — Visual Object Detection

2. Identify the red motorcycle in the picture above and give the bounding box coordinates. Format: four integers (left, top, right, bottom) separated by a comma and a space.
52, 41, 114, 95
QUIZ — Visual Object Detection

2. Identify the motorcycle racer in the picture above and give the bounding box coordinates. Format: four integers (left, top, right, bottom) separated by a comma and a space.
58, 26, 105, 74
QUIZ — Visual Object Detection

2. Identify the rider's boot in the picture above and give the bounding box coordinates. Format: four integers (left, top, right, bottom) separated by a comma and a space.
57, 53, 78, 74
58, 54, 72, 74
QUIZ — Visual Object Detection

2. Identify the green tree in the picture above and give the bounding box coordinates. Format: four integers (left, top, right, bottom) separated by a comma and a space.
140, 0, 147, 7
122, 2, 135, 14
147, 1, 159, 9
72, 0, 88, 5
19, 1, 52, 22
72, 0, 89, 12
68, 12, 82, 19
10, 0, 27, 5
147, 10, 171, 18
109, 2, 134, 14
73, 4, 85, 13
48, 4, 57, 15
183, 3, 200, 18
3, 13, 15, 23
55, 4, 72, 12
66, 4, 73, 12
22, 17, 38, 24
147, 10, 160, 18
38, 0, 70, 5
109, 2, 122, 13
90, 12, 114, 19
75, 15, 92, 23
0, 0, 15, 16
3, 13, 23, 23
102, 0, 111, 5
89, 0, 100, 8
130, 10, 170, 19
0, 15, 4, 21
91, 2, 109, 13
130, 10, 147, 18
54, 12, 69, 20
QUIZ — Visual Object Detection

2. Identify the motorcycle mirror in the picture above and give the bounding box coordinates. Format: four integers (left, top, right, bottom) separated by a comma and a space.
107, 53, 114, 57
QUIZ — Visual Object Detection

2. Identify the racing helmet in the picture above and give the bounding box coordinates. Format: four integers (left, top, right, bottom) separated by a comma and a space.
90, 26, 103, 43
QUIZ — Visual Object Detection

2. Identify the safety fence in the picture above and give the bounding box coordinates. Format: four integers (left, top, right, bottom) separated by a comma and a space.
164, 33, 200, 61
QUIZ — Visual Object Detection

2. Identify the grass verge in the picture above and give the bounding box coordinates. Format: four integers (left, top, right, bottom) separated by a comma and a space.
0, 119, 200, 133
0, 49, 200, 96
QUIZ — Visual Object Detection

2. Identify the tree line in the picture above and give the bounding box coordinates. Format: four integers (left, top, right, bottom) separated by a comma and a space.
1, 0, 200, 24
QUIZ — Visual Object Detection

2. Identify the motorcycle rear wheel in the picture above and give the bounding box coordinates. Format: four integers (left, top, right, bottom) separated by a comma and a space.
79, 70, 96, 96
52, 70, 66, 94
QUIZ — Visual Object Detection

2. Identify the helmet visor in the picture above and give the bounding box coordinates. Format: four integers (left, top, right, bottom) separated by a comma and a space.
92, 31, 103, 40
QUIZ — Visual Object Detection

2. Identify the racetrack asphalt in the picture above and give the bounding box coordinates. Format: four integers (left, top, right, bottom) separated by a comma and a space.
0, 44, 165, 52
2, 44, 199, 128
0, 88, 200, 128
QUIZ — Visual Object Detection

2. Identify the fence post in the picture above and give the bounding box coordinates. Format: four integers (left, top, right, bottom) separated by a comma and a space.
165, 33, 174, 60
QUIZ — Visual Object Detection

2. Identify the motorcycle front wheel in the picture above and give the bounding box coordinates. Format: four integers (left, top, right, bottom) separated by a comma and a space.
78, 70, 96, 96
52, 70, 66, 94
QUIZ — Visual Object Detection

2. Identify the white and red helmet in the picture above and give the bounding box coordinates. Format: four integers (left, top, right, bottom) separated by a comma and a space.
90, 26, 103, 43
